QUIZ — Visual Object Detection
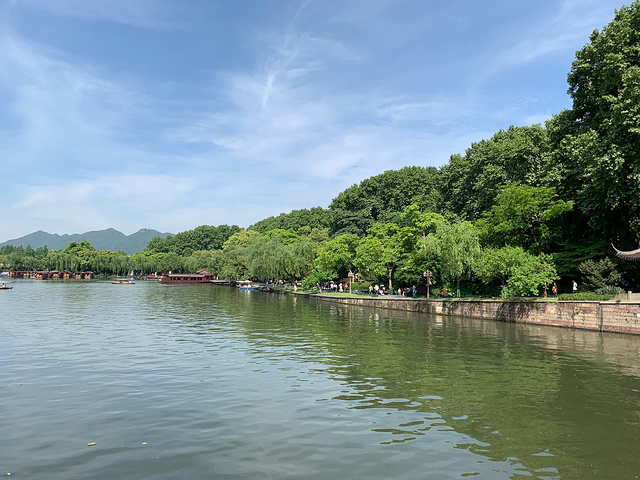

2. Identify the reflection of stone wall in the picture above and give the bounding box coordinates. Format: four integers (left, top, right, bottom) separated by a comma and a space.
309, 295, 640, 335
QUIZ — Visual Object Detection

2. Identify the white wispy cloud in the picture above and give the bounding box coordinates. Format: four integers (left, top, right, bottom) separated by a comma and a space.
478, 0, 618, 80
0, 30, 150, 176
168, 25, 472, 180
11, 173, 207, 235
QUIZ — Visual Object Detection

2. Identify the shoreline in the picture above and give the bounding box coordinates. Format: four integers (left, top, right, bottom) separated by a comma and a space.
295, 293, 640, 336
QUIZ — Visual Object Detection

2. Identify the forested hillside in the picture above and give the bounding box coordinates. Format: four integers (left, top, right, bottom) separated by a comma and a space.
3, 2, 639, 296
0, 228, 171, 255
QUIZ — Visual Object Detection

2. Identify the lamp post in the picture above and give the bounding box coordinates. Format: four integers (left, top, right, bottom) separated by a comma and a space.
423, 270, 432, 299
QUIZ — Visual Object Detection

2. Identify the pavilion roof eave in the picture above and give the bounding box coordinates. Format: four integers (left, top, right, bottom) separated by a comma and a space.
612, 243, 640, 261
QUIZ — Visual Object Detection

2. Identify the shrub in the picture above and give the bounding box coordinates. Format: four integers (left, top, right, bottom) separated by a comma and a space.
354, 281, 373, 293
579, 258, 621, 290
458, 281, 502, 298
558, 292, 616, 301
594, 285, 623, 296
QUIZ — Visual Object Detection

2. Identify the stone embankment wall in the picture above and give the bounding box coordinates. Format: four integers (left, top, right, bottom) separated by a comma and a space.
307, 295, 640, 335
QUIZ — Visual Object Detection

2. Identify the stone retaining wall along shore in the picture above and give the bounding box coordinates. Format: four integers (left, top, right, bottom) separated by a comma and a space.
307, 295, 640, 335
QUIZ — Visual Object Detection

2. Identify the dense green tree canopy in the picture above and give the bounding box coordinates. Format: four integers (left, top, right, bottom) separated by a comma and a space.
329, 166, 441, 236
355, 223, 403, 290
145, 224, 241, 256
439, 125, 551, 221
420, 222, 481, 297
553, 1, 640, 243
249, 207, 331, 234
476, 247, 558, 297
311, 234, 360, 283
476, 185, 573, 254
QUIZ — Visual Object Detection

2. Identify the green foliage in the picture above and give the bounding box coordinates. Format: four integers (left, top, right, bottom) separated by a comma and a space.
249, 207, 332, 234
222, 229, 261, 249
420, 222, 481, 297
145, 224, 241, 256
312, 234, 359, 282
594, 285, 624, 296
476, 246, 558, 297
0, 244, 49, 270
439, 125, 551, 220
304, 227, 330, 249
458, 281, 502, 298
262, 228, 302, 245
130, 250, 180, 274
219, 245, 252, 280
507, 253, 559, 297
214, 229, 264, 279
353, 281, 374, 292
476, 247, 527, 287
476, 184, 573, 253
247, 234, 315, 281
187, 250, 224, 275
579, 258, 622, 290
551, 239, 610, 276
329, 166, 441, 236
554, 2, 640, 241
558, 292, 616, 301
64, 240, 97, 271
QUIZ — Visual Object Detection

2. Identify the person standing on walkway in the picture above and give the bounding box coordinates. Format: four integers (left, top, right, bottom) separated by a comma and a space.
572, 280, 578, 293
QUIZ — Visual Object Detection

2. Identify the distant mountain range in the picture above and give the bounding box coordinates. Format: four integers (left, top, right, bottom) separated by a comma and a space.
0, 228, 172, 255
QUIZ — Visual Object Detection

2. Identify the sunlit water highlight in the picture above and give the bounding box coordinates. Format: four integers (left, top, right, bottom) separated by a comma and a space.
1, 280, 640, 479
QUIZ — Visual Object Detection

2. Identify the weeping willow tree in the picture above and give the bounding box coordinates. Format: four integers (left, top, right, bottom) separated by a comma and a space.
421, 222, 481, 297
248, 235, 315, 282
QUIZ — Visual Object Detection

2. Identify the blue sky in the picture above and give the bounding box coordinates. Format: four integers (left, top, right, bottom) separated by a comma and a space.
0, 0, 624, 242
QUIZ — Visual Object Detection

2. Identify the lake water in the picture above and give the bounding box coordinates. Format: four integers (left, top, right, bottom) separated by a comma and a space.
2, 280, 640, 479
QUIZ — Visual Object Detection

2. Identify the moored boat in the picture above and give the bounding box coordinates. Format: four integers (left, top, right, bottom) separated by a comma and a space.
159, 270, 213, 284
237, 280, 260, 290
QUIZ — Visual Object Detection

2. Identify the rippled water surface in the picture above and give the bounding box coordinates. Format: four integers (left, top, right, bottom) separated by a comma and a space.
2, 280, 640, 479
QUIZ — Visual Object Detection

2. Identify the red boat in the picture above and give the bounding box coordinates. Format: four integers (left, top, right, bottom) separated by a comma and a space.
159, 270, 213, 283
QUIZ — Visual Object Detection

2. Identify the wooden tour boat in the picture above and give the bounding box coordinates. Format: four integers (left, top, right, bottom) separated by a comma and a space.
159, 270, 213, 284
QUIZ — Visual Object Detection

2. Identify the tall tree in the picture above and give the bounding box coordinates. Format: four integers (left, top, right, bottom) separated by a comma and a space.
551, 2, 640, 244
329, 166, 441, 236
421, 222, 481, 297
354, 223, 403, 290
249, 207, 332, 234
476, 247, 559, 298
145, 225, 241, 256
438, 125, 551, 220
311, 234, 360, 283
475, 184, 573, 254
